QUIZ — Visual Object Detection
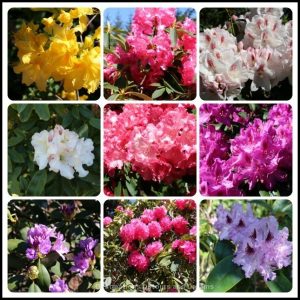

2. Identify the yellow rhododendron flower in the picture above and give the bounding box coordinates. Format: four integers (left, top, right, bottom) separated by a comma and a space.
61, 90, 89, 100
12, 8, 101, 98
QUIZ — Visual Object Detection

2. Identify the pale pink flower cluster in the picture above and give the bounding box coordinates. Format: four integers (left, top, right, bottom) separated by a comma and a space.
105, 8, 196, 88
200, 8, 292, 99
104, 104, 196, 184
214, 203, 292, 281
105, 203, 196, 272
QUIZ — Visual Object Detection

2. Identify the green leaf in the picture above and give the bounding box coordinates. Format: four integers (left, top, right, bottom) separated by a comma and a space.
114, 181, 122, 196
34, 105, 50, 121
78, 124, 89, 138
93, 269, 101, 280
249, 104, 257, 111
206, 255, 244, 292
214, 240, 235, 263
8, 134, 25, 147
259, 190, 270, 197
91, 281, 100, 290
28, 282, 42, 292
9, 149, 25, 163
50, 261, 62, 277
272, 200, 292, 218
104, 83, 119, 92
27, 169, 47, 196
19, 105, 34, 122
152, 88, 166, 99
125, 180, 137, 196
20, 227, 29, 241
266, 271, 292, 292
170, 27, 177, 47
8, 239, 26, 252
62, 112, 73, 128
89, 118, 101, 130
37, 261, 51, 289
107, 93, 119, 100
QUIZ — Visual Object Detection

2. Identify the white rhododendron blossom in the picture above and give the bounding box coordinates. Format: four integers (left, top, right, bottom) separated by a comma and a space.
31, 125, 94, 179
200, 8, 292, 100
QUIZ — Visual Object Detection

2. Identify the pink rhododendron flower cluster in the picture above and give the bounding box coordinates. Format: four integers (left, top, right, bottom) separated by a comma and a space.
104, 104, 196, 185
200, 8, 292, 99
200, 104, 292, 196
104, 8, 196, 89
108, 203, 196, 272
214, 203, 292, 281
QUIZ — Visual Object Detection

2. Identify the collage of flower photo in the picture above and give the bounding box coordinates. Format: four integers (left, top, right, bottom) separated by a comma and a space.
4, 4, 295, 296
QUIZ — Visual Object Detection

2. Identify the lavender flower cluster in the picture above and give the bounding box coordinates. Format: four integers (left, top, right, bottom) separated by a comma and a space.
200, 104, 292, 196
70, 237, 98, 276
26, 224, 69, 260
214, 203, 292, 281
25, 224, 98, 292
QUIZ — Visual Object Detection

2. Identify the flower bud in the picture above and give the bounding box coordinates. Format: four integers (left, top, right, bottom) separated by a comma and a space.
94, 243, 100, 258
27, 266, 39, 280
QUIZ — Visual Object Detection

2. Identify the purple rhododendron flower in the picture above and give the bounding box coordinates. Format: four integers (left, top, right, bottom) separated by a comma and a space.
49, 278, 69, 292
26, 224, 68, 260
214, 203, 292, 281
70, 237, 98, 276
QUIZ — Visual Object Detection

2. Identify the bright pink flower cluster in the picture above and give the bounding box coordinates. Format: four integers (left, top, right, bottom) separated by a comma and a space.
108, 202, 196, 272
200, 104, 292, 196
104, 104, 196, 184
104, 8, 196, 88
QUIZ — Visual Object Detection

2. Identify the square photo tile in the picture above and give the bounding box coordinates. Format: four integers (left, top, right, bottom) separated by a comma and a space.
8, 7, 101, 100
200, 199, 292, 292
104, 8, 197, 100
199, 8, 292, 100
103, 199, 196, 292
104, 104, 197, 196
199, 104, 292, 197
8, 104, 101, 196
7, 199, 100, 292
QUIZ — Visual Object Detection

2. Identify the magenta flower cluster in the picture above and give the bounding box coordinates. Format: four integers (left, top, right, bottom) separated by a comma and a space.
214, 203, 292, 281
25, 224, 69, 260
70, 237, 98, 276
200, 104, 292, 196
104, 8, 196, 88
105, 201, 196, 273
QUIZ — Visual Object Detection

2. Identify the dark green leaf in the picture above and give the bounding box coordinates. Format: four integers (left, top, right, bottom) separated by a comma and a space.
78, 124, 89, 138
125, 180, 137, 196
266, 271, 292, 292
89, 118, 100, 130
27, 169, 47, 196
206, 255, 244, 292
114, 181, 122, 196
8, 134, 25, 147
34, 105, 50, 121
19, 105, 34, 122
214, 240, 235, 263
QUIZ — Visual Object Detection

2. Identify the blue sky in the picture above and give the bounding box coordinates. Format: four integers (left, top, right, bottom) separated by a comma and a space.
104, 8, 196, 29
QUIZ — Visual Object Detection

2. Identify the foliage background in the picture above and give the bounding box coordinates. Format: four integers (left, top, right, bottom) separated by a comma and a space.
199, 8, 293, 100
8, 104, 100, 196
104, 200, 196, 292
8, 8, 101, 100
7, 200, 100, 292
200, 199, 292, 292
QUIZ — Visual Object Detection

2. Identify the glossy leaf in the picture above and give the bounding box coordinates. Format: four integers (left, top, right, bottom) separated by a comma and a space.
206, 255, 244, 292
